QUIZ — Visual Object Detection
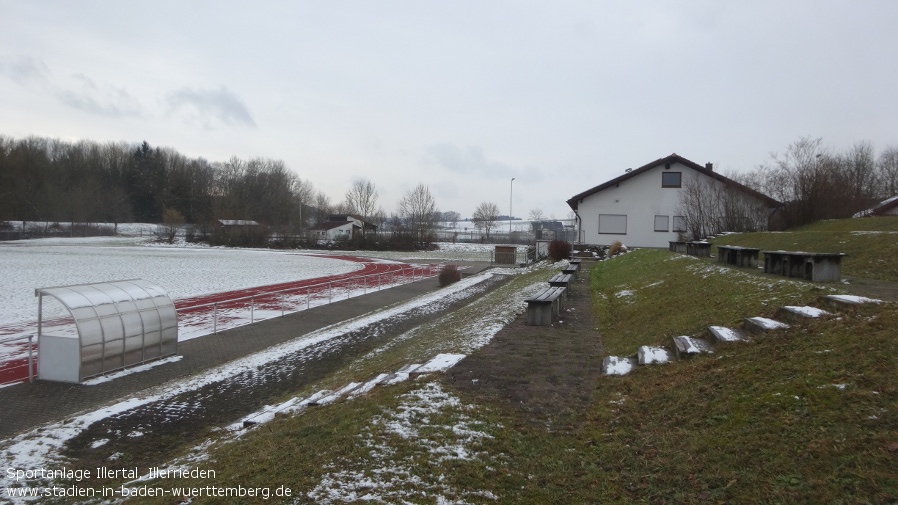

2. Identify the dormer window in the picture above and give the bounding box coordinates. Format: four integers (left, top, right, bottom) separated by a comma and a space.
662, 172, 681, 188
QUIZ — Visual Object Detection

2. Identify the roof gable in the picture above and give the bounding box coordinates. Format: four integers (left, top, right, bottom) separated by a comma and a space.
566, 153, 780, 211
311, 221, 358, 231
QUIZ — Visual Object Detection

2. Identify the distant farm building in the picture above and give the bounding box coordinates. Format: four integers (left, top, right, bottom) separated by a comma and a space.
311, 215, 377, 242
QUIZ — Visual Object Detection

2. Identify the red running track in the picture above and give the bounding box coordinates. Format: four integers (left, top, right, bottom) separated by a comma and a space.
0, 255, 441, 386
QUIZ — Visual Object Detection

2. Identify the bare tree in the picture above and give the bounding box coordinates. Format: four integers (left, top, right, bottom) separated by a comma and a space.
344, 177, 378, 220
528, 208, 546, 221
472, 201, 500, 239
441, 211, 461, 228
311, 190, 333, 226
675, 173, 770, 240
878, 145, 898, 197
397, 183, 439, 247
840, 141, 879, 211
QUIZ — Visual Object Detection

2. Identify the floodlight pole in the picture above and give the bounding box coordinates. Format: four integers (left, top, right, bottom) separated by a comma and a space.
509, 177, 515, 238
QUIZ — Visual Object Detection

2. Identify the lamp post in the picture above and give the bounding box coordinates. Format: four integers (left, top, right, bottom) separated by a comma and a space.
509, 177, 515, 239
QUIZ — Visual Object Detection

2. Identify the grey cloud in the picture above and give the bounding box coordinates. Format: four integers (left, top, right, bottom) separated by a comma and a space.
427, 143, 514, 178
166, 87, 256, 128
426, 142, 544, 182
56, 73, 142, 117
0, 56, 49, 85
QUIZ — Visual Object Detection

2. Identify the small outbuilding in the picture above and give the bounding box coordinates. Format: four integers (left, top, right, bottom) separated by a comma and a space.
36, 279, 178, 383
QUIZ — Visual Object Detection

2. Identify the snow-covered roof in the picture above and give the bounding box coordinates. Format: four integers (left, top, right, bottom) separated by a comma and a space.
853, 195, 898, 218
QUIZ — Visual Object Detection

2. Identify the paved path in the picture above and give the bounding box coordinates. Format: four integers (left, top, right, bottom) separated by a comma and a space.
0, 262, 495, 439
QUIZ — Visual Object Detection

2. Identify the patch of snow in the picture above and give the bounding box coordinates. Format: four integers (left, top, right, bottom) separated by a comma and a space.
709, 326, 743, 342
307, 382, 495, 504
828, 294, 884, 304
783, 306, 832, 318
604, 356, 634, 375
747, 317, 790, 330
82, 355, 183, 385
638, 346, 669, 364
415, 354, 466, 374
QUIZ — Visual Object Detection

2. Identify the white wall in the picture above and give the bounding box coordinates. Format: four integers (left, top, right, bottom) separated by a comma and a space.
577, 162, 693, 248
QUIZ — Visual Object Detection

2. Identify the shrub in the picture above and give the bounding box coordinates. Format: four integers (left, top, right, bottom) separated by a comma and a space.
608, 241, 624, 257
438, 264, 462, 287
547, 240, 571, 262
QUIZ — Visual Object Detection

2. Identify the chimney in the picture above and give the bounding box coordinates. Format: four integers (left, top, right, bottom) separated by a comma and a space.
705, 162, 713, 171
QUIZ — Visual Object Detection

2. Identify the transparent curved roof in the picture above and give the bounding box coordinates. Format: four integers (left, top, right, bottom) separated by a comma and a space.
36, 279, 178, 381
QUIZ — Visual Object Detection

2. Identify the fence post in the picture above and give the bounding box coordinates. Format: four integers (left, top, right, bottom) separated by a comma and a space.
329, 282, 333, 304
213, 303, 218, 334
28, 334, 34, 383
250, 296, 255, 324
281, 293, 285, 316
307, 288, 311, 309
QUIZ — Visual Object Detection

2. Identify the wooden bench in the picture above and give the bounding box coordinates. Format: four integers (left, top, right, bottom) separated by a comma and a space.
525, 286, 566, 325
686, 241, 711, 257
548, 273, 572, 289
669, 241, 688, 254
762, 250, 846, 282
716, 245, 761, 268
561, 262, 579, 278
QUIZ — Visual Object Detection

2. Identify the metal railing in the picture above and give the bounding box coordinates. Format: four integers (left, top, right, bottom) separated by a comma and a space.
176, 264, 443, 335
0, 334, 36, 385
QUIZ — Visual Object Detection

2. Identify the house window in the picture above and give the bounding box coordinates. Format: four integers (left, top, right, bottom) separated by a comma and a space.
662, 172, 682, 188
673, 216, 687, 232
654, 215, 669, 232
599, 214, 627, 234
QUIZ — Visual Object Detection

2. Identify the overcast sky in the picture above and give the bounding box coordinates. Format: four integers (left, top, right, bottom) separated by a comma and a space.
2, 1, 896, 220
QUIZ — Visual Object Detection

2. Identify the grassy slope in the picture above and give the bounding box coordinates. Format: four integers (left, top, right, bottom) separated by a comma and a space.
710, 216, 898, 282
124, 219, 897, 504
586, 251, 898, 504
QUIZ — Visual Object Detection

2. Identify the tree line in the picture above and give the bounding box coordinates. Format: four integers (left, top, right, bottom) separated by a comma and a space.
736, 136, 898, 229
0, 135, 481, 249
0, 135, 322, 230
674, 136, 898, 240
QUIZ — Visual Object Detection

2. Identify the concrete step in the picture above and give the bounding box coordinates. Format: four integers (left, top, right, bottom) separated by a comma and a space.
777, 305, 833, 323
821, 294, 885, 312
672, 336, 714, 360
603, 355, 636, 376
707, 325, 751, 344
637, 346, 670, 365
743, 317, 790, 334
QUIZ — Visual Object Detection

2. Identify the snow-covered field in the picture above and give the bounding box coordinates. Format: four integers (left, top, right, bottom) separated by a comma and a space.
0, 237, 363, 325
0, 233, 518, 326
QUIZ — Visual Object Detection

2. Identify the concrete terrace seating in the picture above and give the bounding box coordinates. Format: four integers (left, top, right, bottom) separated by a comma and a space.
717, 245, 761, 268
525, 286, 566, 325
603, 294, 884, 376
762, 250, 847, 282
668, 241, 688, 254
686, 241, 712, 257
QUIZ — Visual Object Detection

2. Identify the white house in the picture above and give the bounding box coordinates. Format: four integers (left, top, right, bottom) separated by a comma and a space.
567, 153, 780, 248
310, 214, 377, 242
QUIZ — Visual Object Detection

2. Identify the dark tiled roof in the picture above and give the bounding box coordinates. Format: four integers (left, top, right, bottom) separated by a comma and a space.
566, 153, 780, 211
